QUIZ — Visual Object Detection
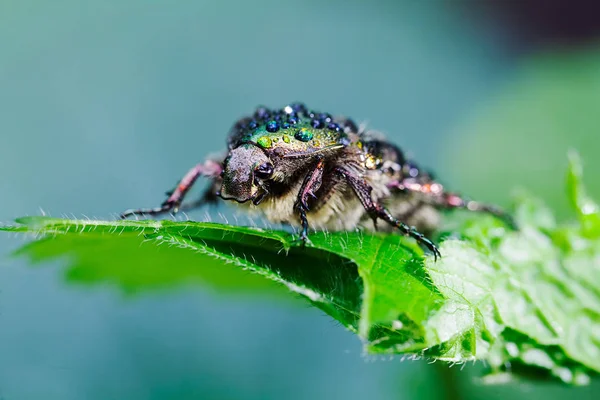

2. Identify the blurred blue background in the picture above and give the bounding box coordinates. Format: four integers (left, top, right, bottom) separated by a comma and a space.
1, 0, 599, 399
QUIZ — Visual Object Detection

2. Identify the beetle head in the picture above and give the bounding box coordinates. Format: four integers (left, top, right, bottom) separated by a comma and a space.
219, 144, 274, 205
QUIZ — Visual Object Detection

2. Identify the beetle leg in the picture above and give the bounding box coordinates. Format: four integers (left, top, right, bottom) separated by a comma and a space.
178, 178, 222, 212
389, 178, 516, 229
120, 160, 223, 219
442, 192, 517, 229
294, 157, 325, 244
336, 167, 441, 260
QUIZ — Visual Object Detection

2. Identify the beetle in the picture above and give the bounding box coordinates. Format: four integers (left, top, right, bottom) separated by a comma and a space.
120, 103, 513, 259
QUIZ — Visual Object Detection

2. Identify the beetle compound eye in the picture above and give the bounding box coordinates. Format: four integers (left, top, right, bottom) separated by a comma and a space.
254, 162, 274, 179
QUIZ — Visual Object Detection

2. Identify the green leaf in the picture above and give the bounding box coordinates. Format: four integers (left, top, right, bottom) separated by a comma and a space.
2, 155, 600, 385
566, 150, 600, 238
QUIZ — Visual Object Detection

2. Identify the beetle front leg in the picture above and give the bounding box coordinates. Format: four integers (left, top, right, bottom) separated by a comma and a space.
178, 177, 223, 212
336, 167, 441, 260
294, 157, 325, 244
120, 159, 223, 219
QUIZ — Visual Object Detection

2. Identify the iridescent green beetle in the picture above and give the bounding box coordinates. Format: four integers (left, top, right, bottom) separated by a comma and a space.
121, 103, 513, 259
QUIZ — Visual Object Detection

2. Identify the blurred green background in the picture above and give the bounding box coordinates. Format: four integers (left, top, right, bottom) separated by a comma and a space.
1, 0, 599, 399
